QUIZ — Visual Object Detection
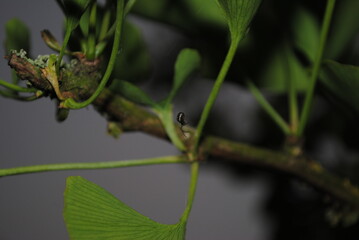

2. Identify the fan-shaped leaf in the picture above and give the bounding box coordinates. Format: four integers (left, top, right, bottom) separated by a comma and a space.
4, 18, 30, 53
165, 48, 201, 104
64, 176, 186, 240
257, 43, 309, 93
321, 60, 359, 113
325, 0, 359, 59
112, 21, 151, 83
216, 0, 262, 43
62, 0, 93, 31
292, 6, 320, 62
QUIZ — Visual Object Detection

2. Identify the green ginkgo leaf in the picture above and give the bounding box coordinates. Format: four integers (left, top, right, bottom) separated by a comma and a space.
325, 0, 359, 59
216, 0, 262, 43
292, 6, 320, 62
257, 43, 309, 93
109, 79, 156, 106
4, 18, 30, 53
62, 0, 93, 31
112, 21, 152, 83
321, 60, 359, 113
64, 176, 186, 240
79, 5, 91, 37
165, 48, 201, 104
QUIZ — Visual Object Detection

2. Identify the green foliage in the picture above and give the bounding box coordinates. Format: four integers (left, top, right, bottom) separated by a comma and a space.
111, 48, 200, 151
257, 43, 309, 93
62, 0, 125, 109
41, 30, 63, 52
247, 80, 290, 134
292, 6, 320, 62
255, 7, 318, 93
156, 49, 201, 151
132, 0, 227, 36
64, 176, 186, 240
79, 6, 91, 37
216, 0, 262, 43
111, 21, 151, 83
193, 0, 262, 150
111, 48, 200, 108
4, 18, 30, 54
183, 0, 226, 28
61, 0, 93, 31
322, 60, 359, 113
325, 0, 359, 59
110, 80, 156, 106
165, 48, 201, 105
56, 0, 93, 74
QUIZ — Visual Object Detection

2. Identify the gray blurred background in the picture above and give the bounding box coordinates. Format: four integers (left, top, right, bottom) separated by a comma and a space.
0, 1, 272, 239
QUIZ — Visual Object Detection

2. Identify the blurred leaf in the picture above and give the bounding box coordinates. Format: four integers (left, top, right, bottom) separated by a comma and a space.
62, 0, 93, 31
292, 6, 320, 62
132, 0, 188, 30
109, 79, 156, 106
216, 0, 262, 43
325, 0, 359, 59
41, 30, 62, 52
56, 0, 93, 32
132, 0, 227, 35
257, 44, 309, 93
64, 176, 186, 240
79, 6, 91, 37
4, 18, 30, 53
321, 60, 359, 113
165, 49, 201, 104
124, 0, 137, 15
56, 108, 70, 122
112, 21, 151, 82
184, 0, 226, 28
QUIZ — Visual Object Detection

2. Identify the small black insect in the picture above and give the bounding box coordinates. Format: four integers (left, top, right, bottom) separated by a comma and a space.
176, 112, 187, 130
176, 112, 189, 137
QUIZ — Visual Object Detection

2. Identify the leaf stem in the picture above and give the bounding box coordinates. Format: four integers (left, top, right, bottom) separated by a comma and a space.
106, 0, 136, 37
62, 0, 124, 109
285, 46, 299, 135
180, 161, 199, 224
193, 42, 238, 152
124, 0, 137, 16
0, 155, 186, 177
247, 81, 291, 135
155, 104, 186, 151
0, 90, 42, 101
0, 79, 37, 93
56, 25, 72, 76
298, 0, 336, 136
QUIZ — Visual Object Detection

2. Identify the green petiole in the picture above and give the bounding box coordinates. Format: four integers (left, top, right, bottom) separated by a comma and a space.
0, 155, 186, 177
298, 0, 336, 136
